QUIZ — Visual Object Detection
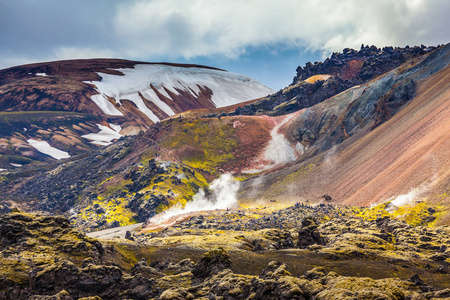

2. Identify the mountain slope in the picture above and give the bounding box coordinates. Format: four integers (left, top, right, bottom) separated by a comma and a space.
240, 44, 450, 209
0, 59, 272, 168
0, 59, 272, 125
1, 44, 448, 230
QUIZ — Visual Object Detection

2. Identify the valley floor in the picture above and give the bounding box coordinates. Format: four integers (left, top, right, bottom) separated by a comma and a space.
3, 202, 450, 299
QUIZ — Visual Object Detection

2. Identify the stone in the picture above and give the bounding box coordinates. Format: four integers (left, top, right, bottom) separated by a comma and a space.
192, 248, 232, 280
298, 217, 326, 249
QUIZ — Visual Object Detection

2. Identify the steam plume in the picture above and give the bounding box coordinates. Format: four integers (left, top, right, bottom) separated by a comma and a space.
147, 173, 240, 225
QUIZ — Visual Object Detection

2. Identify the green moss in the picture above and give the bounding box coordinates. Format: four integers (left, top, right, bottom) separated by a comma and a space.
157, 272, 193, 290
111, 244, 139, 267
159, 118, 239, 175
0, 258, 29, 286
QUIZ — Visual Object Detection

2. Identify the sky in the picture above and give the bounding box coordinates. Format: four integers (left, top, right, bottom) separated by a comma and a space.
0, 0, 449, 90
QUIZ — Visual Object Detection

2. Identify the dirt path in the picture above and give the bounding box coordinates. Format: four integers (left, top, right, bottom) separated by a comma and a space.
86, 223, 143, 239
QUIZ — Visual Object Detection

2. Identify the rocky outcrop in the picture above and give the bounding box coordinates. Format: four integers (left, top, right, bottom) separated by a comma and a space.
372, 79, 416, 128
153, 259, 437, 300
3, 205, 450, 299
293, 45, 434, 83
297, 217, 326, 249
192, 247, 232, 280
30, 260, 158, 300
28, 290, 74, 300
0, 212, 160, 300
221, 44, 436, 117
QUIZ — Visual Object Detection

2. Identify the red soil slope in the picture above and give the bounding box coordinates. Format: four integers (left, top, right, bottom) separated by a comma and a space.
335, 64, 450, 206
240, 64, 450, 207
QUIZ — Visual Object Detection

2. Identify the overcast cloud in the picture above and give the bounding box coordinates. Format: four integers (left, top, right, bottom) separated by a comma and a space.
0, 0, 448, 89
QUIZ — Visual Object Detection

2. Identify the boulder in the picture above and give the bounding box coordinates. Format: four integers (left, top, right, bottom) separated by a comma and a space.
298, 217, 326, 249
192, 247, 232, 280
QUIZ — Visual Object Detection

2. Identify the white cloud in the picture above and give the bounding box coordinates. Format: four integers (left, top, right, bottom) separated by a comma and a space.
114, 0, 449, 59
54, 47, 116, 60
0, 47, 116, 69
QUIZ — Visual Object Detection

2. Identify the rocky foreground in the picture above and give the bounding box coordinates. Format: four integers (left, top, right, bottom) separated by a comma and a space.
1, 203, 450, 300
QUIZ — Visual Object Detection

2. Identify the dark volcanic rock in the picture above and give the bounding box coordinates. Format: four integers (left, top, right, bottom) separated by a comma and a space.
28, 290, 74, 300
192, 247, 232, 280
260, 261, 292, 280
31, 260, 158, 300
297, 217, 326, 249
372, 79, 416, 128
221, 44, 436, 117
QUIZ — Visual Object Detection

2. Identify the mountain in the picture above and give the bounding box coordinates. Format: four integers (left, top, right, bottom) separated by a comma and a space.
240, 43, 450, 207
0, 59, 272, 168
0, 43, 448, 231
1, 44, 450, 299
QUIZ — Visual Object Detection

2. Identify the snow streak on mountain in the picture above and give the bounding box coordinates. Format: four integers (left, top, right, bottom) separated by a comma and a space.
84, 64, 274, 123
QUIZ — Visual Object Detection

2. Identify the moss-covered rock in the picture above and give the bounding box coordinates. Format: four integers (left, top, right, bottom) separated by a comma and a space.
192, 247, 232, 280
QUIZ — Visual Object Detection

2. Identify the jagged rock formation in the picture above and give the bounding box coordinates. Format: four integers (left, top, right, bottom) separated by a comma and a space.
297, 217, 325, 249
217, 44, 436, 117
191, 248, 232, 281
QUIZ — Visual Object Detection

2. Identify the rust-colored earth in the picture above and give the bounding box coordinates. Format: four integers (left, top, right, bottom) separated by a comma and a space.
240, 64, 450, 209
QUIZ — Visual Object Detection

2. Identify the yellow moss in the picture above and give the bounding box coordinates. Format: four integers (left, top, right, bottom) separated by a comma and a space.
429, 205, 448, 227
79, 198, 137, 226
158, 118, 239, 175
0, 258, 29, 286
355, 203, 390, 221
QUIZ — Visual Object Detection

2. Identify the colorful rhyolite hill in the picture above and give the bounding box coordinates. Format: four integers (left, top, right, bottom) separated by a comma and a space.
0, 60, 272, 168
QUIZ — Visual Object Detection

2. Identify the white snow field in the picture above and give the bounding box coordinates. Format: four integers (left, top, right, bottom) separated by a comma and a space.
82, 123, 123, 146
27, 139, 71, 160
84, 64, 273, 122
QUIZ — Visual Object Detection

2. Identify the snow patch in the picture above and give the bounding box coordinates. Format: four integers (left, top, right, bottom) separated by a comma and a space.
10, 163, 22, 167
263, 115, 297, 164
0, 169, 6, 172
27, 139, 70, 160
295, 142, 306, 155
176, 173, 187, 180
244, 114, 298, 173
35, 73, 47, 76
82, 123, 122, 146
90, 94, 123, 116
147, 173, 240, 225
84, 64, 273, 121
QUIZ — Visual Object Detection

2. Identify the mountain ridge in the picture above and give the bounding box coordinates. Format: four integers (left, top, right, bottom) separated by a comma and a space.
1, 43, 449, 231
